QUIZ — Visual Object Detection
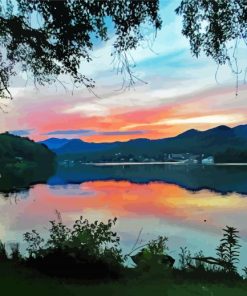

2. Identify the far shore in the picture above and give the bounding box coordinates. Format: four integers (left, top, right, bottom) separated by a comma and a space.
78, 162, 247, 166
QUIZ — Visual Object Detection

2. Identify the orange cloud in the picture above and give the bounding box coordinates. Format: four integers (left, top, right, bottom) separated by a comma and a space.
3, 84, 246, 143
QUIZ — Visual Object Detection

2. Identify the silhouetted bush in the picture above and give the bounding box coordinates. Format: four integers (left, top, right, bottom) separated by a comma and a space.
23, 216, 124, 280
0, 217, 246, 284
216, 226, 241, 273
176, 226, 242, 282
9, 243, 22, 262
130, 236, 175, 274
178, 247, 192, 270
0, 240, 8, 261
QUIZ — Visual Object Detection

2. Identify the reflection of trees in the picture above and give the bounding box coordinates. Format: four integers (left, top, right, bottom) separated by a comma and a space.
0, 165, 54, 195
54, 164, 247, 195
0, 190, 29, 202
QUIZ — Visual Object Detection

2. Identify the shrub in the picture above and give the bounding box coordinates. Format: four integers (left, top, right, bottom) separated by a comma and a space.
9, 243, 22, 261
23, 230, 45, 258
178, 247, 192, 270
130, 236, 174, 274
0, 240, 8, 260
216, 226, 241, 273
23, 216, 124, 279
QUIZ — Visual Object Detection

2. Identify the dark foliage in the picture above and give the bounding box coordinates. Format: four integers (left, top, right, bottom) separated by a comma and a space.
178, 226, 242, 280
9, 242, 21, 262
0, 1, 245, 102
216, 226, 241, 273
129, 236, 175, 273
0, 219, 246, 283
215, 148, 247, 163
176, 0, 247, 95
0, 132, 55, 168
172, 267, 242, 283
0, 239, 8, 260
0, 0, 161, 99
178, 246, 192, 270
0, 133, 56, 193
176, 0, 247, 64
23, 216, 124, 279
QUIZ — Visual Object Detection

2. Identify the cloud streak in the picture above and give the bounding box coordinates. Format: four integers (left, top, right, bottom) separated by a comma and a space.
42, 129, 146, 138
99, 131, 145, 136
9, 129, 34, 136
43, 129, 94, 136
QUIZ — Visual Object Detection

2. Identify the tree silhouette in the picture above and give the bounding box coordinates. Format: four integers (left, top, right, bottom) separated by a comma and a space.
176, 0, 247, 95
0, 0, 161, 99
0, 0, 246, 101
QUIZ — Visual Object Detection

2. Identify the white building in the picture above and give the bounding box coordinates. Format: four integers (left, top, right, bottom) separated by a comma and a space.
202, 156, 214, 164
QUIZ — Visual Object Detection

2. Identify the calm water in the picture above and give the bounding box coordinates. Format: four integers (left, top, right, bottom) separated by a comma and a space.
0, 164, 247, 269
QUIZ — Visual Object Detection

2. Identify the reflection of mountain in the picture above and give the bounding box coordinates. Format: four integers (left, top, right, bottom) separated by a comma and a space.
40, 125, 247, 162
48, 164, 247, 196
0, 133, 56, 194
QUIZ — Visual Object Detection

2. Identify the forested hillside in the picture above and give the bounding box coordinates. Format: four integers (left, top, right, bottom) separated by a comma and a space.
41, 125, 247, 163
0, 133, 56, 193
0, 132, 55, 169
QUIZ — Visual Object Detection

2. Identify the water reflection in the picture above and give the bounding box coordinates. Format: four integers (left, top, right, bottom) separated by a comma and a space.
49, 164, 247, 195
0, 165, 55, 194
0, 164, 247, 270
0, 180, 247, 269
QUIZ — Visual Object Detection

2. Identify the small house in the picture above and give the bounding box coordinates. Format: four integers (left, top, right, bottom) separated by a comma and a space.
202, 156, 214, 164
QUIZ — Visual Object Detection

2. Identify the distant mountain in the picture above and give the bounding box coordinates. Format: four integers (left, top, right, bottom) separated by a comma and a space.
41, 138, 119, 155
233, 125, 247, 139
40, 138, 71, 149
176, 128, 200, 138
41, 124, 247, 162
59, 139, 119, 154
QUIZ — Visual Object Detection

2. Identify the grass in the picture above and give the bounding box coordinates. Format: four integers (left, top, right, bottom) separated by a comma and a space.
1, 261, 247, 296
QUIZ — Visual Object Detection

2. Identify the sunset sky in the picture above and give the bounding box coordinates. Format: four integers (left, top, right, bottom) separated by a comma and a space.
1, 0, 247, 143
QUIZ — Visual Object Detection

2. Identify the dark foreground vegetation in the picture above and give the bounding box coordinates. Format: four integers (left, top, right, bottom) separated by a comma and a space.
1, 215, 247, 295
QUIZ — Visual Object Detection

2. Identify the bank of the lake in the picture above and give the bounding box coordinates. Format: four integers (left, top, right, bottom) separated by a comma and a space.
80, 162, 247, 166
1, 261, 247, 296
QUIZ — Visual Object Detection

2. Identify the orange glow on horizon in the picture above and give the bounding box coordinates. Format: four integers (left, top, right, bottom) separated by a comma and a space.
3, 84, 247, 143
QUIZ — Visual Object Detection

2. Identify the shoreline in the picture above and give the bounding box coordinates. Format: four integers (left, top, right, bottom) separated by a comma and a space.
78, 162, 247, 166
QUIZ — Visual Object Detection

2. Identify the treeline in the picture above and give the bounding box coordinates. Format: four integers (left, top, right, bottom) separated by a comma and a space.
58, 152, 170, 163
215, 149, 247, 163
0, 133, 56, 193
0, 133, 55, 169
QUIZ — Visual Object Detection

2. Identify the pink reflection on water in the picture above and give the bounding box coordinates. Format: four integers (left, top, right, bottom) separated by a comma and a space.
1, 180, 247, 269
0, 181, 246, 239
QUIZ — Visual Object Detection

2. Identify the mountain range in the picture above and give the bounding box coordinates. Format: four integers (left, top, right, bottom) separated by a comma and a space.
40, 124, 247, 162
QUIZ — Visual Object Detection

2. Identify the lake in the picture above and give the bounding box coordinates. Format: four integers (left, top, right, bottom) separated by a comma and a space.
0, 163, 247, 270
